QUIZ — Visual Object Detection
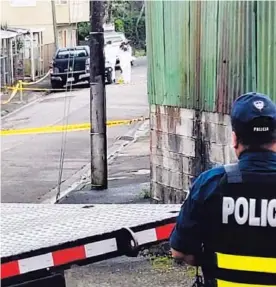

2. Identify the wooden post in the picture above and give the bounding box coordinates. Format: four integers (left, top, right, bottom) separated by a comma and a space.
89, 0, 108, 189
51, 0, 58, 50
19, 80, 23, 102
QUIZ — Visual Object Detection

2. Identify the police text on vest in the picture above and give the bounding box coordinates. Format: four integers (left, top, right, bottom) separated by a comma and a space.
222, 197, 276, 227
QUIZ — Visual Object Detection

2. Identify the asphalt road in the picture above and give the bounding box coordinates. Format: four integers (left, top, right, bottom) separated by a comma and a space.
1, 58, 148, 203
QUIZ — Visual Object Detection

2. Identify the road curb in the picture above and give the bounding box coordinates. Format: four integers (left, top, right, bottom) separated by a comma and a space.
40, 119, 150, 204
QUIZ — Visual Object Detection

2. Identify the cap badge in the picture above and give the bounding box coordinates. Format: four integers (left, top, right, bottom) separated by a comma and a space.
253, 100, 264, 111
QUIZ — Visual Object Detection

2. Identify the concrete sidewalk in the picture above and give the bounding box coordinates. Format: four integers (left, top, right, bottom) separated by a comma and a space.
58, 121, 196, 287
59, 121, 151, 205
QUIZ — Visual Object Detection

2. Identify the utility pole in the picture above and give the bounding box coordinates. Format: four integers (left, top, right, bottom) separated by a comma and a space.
51, 0, 58, 50
89, 0, 108, 189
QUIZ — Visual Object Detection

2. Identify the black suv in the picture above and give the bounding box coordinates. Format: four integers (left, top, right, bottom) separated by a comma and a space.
50, 46, 114, 88
50, 46, 90, 89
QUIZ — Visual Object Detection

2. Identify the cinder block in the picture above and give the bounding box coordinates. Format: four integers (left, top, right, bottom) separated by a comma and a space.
209, 144, 237, 165
152, 105, 195, 119
151, 147, 197, 177
155, 105, 180, 116
202, 111, 231, 126
151, 181, 163, 202
152, 164, 192, 191
224, 145, 237, 164
151, 130, 195, 157
209, 143, 225, 164
150, 104, 157, 113
201, 122, 230, 145
151, 164, 184, 190
151, 147, 183, 172
151, 181, 187, 203
151, 113, 194, 137
180, 108, 195, 119
182, 156, 195, 175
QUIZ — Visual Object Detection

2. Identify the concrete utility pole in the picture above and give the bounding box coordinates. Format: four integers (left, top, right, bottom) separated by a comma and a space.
89, 0, 108, 189
51, 0, 58, 50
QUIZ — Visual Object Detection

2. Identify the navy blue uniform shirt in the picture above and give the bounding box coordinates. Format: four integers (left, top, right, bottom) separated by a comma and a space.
170, 150, 276, 256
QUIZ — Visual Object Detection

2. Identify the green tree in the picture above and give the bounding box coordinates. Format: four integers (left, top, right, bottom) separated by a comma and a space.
114, 18, 124, 32
111, 1, 146, 50
77, 22, 90, 41
77, 1, 146, 51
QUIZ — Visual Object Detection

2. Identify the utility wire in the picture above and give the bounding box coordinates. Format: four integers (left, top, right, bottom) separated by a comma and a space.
56, 0, 80, 202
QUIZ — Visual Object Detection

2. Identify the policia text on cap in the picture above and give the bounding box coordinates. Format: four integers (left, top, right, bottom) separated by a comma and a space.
169, 93, 276, 287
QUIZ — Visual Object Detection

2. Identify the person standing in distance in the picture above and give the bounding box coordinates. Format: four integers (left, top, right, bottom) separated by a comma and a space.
170, 93, 276, 287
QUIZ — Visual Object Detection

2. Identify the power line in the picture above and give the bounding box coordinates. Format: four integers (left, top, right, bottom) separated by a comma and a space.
56, 0, 79, 202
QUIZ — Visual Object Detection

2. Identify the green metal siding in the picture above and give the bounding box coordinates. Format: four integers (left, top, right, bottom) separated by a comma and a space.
147, 1, 188, 107
146, 1, 275, 113
256, 1, 276, 100
215, 1, 257, 114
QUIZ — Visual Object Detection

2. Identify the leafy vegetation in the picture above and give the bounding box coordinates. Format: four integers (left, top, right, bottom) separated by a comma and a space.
77, 1, 146, 53
77, 22, 90, 41
150, 256, 174, 270
140, 188, 151, 199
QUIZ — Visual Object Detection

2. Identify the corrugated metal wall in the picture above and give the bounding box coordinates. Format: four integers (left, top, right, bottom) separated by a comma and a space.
257, 1, 276, 100
146, 1, 276, 113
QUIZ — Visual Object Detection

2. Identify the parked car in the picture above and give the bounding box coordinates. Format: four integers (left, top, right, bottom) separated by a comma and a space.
50, 46, 114, 88
50, 46, 90, 89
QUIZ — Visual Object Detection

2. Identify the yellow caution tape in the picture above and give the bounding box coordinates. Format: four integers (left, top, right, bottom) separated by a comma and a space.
1, 83, 20, 104
20, 71, 51, 86
117, 78, 124, 84
1, 86, 68, 92
0, 117, 149, 136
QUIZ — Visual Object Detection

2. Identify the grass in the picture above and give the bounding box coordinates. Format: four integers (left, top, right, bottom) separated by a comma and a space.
149, 255, 198, 279
186, 265, 197, 278
150, 256, 174, 270
140, 188, 151, 199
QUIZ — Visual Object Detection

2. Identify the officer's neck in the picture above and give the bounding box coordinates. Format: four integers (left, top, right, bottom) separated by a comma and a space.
236, 142, 276, 157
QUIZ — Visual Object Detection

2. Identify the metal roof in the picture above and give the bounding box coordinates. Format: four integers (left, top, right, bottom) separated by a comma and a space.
7, 27, 45, 34
0, 30, 18, 39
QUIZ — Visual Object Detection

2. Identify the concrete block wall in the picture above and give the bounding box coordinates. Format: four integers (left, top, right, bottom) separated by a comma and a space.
201, 112, 236, 165
150, 105, 237, 203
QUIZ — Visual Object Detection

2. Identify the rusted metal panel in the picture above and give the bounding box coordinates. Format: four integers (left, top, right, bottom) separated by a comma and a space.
256, 1, 276, 102
215, 1, 257, 114
198, 0, 218, 112
146, 1, 275, 113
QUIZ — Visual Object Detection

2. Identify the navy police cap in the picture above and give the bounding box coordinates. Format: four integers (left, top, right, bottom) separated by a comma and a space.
231, 92, 276, 137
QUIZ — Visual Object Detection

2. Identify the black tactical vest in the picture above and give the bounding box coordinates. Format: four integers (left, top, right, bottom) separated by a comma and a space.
201, 163, 276, 287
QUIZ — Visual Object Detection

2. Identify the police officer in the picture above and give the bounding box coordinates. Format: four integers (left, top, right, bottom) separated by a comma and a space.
169, 93, 276, 287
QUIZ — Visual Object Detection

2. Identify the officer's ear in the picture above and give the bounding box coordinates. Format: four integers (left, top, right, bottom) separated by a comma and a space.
232, 131, 239, 149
